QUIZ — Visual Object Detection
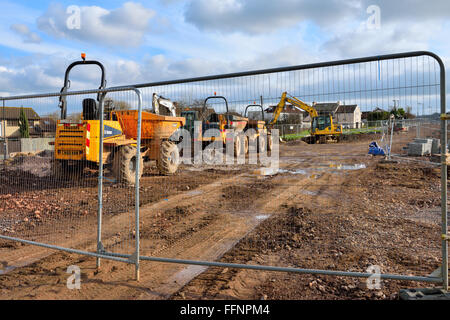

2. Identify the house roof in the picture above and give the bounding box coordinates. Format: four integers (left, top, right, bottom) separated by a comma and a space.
336, 105, 358, 113
265, 105, 305, 114
35, 117, 57, 132
312, 102, 340, 114
1, 107, 40, 120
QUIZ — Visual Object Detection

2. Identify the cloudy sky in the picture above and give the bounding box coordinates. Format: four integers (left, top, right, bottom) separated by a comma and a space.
0, 0, 448, 101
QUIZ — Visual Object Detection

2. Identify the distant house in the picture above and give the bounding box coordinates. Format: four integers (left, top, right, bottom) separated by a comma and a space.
35, 117, 57, 137
362, 111, 370, 120
335, 105, 362, 128
307, 102, 362, 129
0, 107, 41, 138
247, 110, 266, 121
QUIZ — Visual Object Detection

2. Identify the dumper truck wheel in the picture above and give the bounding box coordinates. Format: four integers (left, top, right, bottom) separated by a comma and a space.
52, 160, 85, 180
244, 136, 249, 155
234, 135, 242, 157
114, 145, 143, 185
52, 159, 65, 180
258, 135, 266, 153
157, 141, 179, 175
267, 134, 273, 152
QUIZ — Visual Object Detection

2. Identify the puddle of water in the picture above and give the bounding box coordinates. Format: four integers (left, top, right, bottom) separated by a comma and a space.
268, 162, 366, 178
187, 190, 204, 196
253, 167, 280, 176
301, 190, 318, 196
278, 169, 307, 175
330, 164, 367, 171
0, 266, 16, 275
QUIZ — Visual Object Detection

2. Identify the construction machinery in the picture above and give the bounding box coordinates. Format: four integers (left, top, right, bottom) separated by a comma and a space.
394, 119, 409, 132
271, 92, 343, 144
243, 103, 272, 152
180, 95, 249, 156
53, 54, 185, 185
152, 93, 177, 117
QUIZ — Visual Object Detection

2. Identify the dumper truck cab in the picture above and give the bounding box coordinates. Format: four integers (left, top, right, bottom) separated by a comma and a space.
53, 54, 185, 185
179, 96, 248, 157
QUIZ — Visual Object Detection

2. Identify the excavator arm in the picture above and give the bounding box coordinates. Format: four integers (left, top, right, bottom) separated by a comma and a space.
269, 92, 342, 144
269, 92, 318, 126
153, 93, 177, 117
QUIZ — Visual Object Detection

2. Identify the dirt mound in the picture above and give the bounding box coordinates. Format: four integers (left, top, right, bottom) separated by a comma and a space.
285, 139, 308, 146
375, 162, 440, 178
341, 133, 382, 143
7, 156, 53, 178
221, 182, 272, 204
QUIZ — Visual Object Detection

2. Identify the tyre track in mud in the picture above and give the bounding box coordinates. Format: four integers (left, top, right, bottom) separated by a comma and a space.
0, 162, 310, 299
1, 132, 425, 300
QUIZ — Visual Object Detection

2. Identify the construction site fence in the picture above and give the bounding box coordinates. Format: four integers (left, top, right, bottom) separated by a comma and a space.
0, 51, 447, 289
0, 86, 144, 278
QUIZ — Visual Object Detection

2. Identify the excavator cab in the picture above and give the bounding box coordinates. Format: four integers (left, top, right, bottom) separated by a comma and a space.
312, 115, 332, 132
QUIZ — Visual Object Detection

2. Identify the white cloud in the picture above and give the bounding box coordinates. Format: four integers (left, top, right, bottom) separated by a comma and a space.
10, 24, 41, 44
37, 2, 155, 47
1, 0, 448, 106
0, 63, 60, 94
184, 0, 360, 34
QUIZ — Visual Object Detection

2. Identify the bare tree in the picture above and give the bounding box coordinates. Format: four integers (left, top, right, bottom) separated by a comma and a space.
44, 110, 60, 120
104, 98, 131, 113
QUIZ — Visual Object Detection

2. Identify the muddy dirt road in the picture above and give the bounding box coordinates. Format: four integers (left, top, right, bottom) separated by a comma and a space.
0, 131, 446, 300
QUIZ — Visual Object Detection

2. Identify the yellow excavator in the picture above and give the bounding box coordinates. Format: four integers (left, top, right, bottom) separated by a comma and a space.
270, 92, 343, 144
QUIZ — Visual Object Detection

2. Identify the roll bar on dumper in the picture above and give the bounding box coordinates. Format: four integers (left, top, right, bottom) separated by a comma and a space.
53, 54, 185, 185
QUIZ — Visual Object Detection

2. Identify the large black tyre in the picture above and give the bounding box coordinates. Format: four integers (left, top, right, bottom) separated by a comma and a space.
157, 141, 180, 175
52, 160, 85, 181
113, 145, 143, 185
52, 159, 65, 180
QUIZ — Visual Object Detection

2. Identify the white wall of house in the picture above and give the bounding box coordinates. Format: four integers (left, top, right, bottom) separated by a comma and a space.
336, 106, 362, 128
1, 120, 40, 138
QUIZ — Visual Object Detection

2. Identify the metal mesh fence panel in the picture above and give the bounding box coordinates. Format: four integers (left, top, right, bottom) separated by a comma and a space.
92, 55, 441, 288
0, 88, 142, 276
121, 52, 446, 287
0, 52, 447, 292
